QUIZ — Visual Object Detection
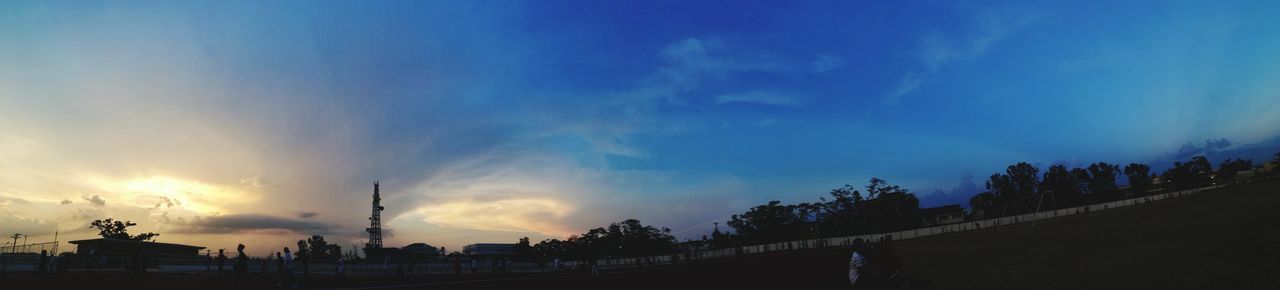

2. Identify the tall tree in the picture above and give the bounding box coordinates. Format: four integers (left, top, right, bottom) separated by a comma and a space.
986, 163, 1040, 215
1041, 165, 1082, 208
1216, 158, 1253, 180
515, 237, 533, 258
1164, 156, 1214, 189
296, 240, 310, 258
532, 239, 567, 259
1123, 163, 1153, 195
1070, 168, 1092, 195
968, 192, 997, 219
818, 184, 862, 237
1087, 162, 1122, 201
728, 201, 808, 243
89, 218, 159, 241
304, 235, 342, 260
857, 178, 920, 232
1006, 162, 1041, 199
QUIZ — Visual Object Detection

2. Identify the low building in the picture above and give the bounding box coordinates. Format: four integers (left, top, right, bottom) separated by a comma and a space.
920, 204, 966, 226
69, 238, 204, 258
402, 243, 440, 259
462, 243, 516, 257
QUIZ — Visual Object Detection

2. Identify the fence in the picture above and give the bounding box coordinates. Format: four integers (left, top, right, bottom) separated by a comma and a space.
1, 241, 61, 255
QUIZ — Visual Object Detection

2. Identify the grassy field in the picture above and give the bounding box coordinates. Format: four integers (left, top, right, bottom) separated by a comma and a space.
893, 179, 1280, 289
6, 179, 1278, 289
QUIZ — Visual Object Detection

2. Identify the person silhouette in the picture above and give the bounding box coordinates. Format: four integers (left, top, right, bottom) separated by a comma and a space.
275, 252, 287, 287
234, 244, 249, 289
335, 256, 346, 279
216, 249, 227, 278
275, 252, 284, 277
38, 250, 49, 277
281, 247, 296, 288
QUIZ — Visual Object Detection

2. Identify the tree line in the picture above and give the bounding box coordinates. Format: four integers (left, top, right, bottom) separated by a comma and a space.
516, 219, 678, 261
516, 151, 1277, 259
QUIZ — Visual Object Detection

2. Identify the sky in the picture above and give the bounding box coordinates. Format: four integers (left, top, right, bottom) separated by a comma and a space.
2, 0, 1280, 255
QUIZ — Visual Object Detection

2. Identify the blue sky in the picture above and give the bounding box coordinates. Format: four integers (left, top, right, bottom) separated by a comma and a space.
2, 0, 1279, 252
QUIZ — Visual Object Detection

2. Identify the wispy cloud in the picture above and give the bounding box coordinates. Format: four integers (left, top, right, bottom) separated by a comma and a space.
883, 72, 922, 106
714, 91, 807, 107
882, 8, 1042, 106
418, 198, 574, 237
81, 194, 106, 207
813, 54, 847, 73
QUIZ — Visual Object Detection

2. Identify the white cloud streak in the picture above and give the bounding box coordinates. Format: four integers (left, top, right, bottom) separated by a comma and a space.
714, 91, 807, 107
882, 8, 1041, 106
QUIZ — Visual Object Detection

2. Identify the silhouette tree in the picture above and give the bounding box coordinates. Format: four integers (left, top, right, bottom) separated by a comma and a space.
1007, 163, 1041, 199
515, 237, 533, 259
301, 235, 342, 260
812, 184, 864, 237
89, 218, 158, 241
857, 178, 920, 232
1216, 158, 1253, 180
1070, 167, 1092, 195
1041, 165, 1082, 208
985, 173, 1014, 211
1123, 163, 1153, 196
532, 238, 567, 259
1086, 162, 1122, 201
968, 192, 996, 219
532, 219, 676, 260
1163, 156, 1214, 189
730, 177, 920, 243
729, 201, 808, 243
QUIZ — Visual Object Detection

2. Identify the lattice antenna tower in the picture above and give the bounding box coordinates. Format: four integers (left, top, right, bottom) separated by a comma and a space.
366, 181, 384, 249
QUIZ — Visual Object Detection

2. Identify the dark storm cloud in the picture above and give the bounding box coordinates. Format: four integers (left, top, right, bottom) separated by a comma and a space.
178, 214, 338, 234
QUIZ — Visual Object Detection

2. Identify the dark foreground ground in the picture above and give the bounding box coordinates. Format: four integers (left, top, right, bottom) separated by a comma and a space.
5, 180, 1278, 290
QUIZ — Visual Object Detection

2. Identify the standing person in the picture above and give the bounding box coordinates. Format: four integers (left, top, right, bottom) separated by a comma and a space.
132, 246, 147, 279
38, 250, 49, 278
282, 247, 296, 288
275, 252, 284, 277
279, 251, 294, 287
587, 251, 599, 278
216, 249, 227, 278
335, 256, 345, 279
301, 249, 309, 276
283, 248, 293, 273
590, 259, 599, 277
234, 244, 249, 289
848, 248, 866, 287
383, 255, 391, 276
452, 256, 461, 275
